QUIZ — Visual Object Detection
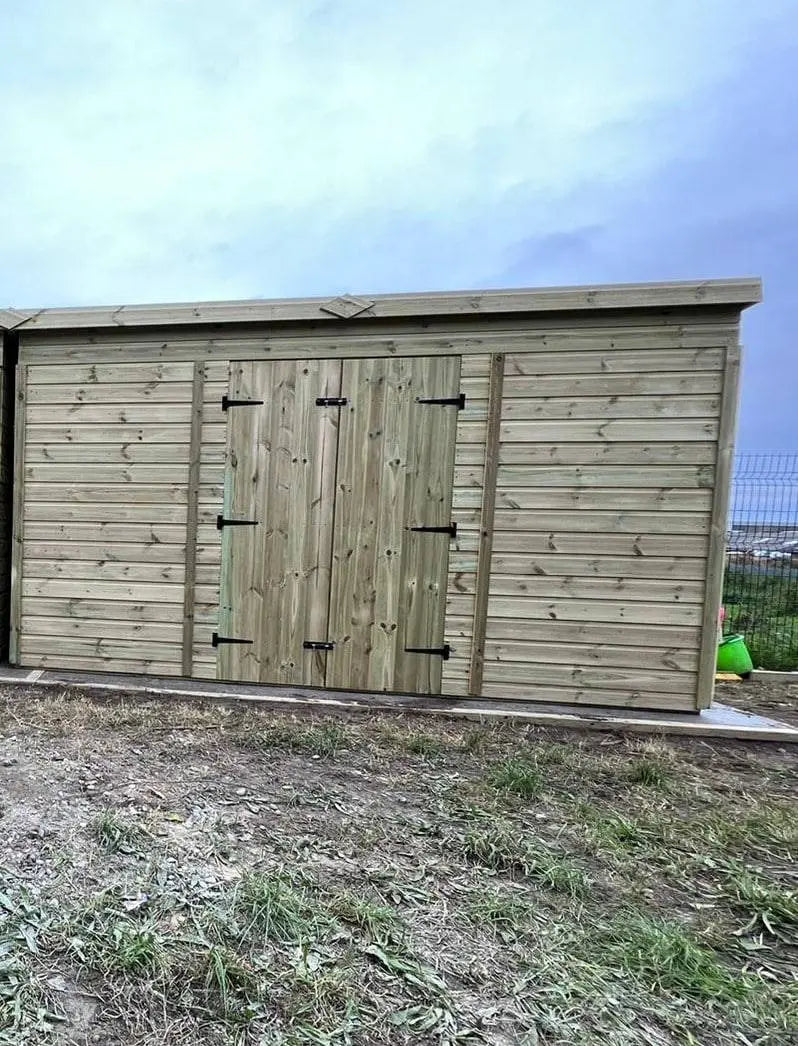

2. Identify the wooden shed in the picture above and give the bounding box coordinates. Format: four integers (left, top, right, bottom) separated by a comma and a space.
0, 278, 761, 711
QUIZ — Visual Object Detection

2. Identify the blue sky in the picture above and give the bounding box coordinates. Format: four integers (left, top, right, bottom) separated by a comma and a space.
1, 1, 796, 450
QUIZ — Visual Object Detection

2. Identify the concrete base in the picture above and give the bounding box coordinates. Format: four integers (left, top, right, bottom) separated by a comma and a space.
0, 664, 796, 743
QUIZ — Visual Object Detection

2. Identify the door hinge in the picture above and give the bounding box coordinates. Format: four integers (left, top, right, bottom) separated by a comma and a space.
315, 397, 348, 407
217, 515, 259, 530
404, 644, 451, 660
409, 523, 457, 538
303, 640, 334, 650
212, 632, 253, 647
221, 396, 265, 411
416, 393, 465, 409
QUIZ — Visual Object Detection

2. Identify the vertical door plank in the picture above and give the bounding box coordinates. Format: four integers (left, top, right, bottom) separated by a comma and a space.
181, 361, 205, 676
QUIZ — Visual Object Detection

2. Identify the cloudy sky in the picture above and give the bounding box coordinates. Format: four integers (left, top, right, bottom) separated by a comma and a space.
1, 1, 796, 451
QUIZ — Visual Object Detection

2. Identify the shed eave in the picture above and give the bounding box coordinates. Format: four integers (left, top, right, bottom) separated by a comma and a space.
0, 277, 763, 333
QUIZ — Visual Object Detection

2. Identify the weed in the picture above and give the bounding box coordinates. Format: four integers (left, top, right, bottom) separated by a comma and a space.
404, 731, 444, 757
326, 890, 402, 943
203, 945, 263, 1022
300, 723, 349, 757
237, 871, 327, 943
467, 889, 531, 936
488, 758, 542, 798
724, 869, 798, 935
456, 825, 588, 897
92, 810, 143, 853
108, 920, 164, 975
599, 914, 753, 1002
625, 757, 669, 789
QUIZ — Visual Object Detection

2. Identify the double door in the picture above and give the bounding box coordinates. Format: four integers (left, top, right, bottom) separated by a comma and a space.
217, 356, 460, 694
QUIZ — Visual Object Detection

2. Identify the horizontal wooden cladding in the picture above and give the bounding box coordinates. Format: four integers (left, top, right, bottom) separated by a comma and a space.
25, 560, 185, 583
487, 531, 709, 557
474, 595, 703, 626
16, 651, 181, 676
26, 424, 193, 444
453, 487, 713, 513
25, 464, 193, 484
475, 682, 696, 712
27, 404, 193, 424
481, 661, 696, 696
27, 362, 196, 384
25, 541, 186, 564
19, 636, 181, 662
24, 504, 188, 523
23, 522, 186, 544
483, 639, 698, 672
27, 382, 194, 404
454, 465, 714, 489
462, 370, 724, 399
451, 552, 706, 580
21, 616, 184, 643
485, 509, 710, 535
25, 443, 193, 464
470, 574, 703, 604
23, 579, 184, 602
483, 617, 702, 649
504, 347, 725, 376
19, 597, 184, 623
25, 483, 188, 503
498, 395, 720, 421
456, 442, 718, 466
457, 419, 718, 444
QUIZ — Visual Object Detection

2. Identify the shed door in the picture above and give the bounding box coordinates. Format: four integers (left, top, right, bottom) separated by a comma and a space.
218, 355, 460, 694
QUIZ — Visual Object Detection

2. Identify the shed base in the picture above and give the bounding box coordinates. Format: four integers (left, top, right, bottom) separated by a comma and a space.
0, 665, 795, 743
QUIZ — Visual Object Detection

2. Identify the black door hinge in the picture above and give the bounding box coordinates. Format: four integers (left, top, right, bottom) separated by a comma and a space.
212, 633, 253, 647
404, 644, 451, 660
315, 397, 348, 407
222, 396, 265, 411
217, 515, 259, 530
409, 523, 457, 538
416, 393, 465, 409
303, 640, 334, 650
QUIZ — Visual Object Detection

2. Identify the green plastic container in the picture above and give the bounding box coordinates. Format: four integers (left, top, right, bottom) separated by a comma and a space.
716, 634, 754, 678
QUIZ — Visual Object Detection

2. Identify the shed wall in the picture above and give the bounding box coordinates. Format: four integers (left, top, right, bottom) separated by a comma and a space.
12, 305, 742, 710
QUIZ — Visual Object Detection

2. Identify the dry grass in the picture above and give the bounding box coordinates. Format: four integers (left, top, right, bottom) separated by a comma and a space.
0, 686, 796, 1045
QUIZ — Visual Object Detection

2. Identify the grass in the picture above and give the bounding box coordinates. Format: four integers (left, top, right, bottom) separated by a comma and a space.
1, 689, 796, 1045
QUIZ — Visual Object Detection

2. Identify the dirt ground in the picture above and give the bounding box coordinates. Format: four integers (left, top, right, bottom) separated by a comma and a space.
0, 682, 796, 1046
717, 674, 798, 727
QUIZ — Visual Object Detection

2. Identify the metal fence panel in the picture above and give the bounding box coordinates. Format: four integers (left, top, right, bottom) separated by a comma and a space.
723, 453, 798, 669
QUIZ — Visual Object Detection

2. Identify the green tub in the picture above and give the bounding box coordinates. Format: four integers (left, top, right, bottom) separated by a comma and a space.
716, 634, 754, 678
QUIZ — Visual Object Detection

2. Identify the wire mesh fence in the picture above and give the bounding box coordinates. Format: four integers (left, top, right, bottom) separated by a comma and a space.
722, 452, 798, 669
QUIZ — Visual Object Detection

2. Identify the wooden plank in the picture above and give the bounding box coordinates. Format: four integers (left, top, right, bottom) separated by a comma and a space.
454, 465, 714, 488
27, 381, 194, 404
25, 424, 192, 444
20, 636, 181, 661
480, 574, 704, 603
482, 661, 696, 695
182, 361, 204, 675
486, 509, 710, 535
24, 504, 187, 523
6, 277, 760, 331
484, 617, 702, 648
486, 531, 710, 557
25, 483, 188, 503
27, 403, 196, 424
19, 597, 183, 623
15, 650, 181, 675
25, 560, 185, 583
454, 487, 713, 512
475, 681, 696, 712
457, 443, 719, 466
491, 419, 718, 443
23, 522, 186, 544
22, 579, 184, 602
496, 371, 724, 398
499, 395, 720, 421
696, 343, 742, 710
503, 347, 725, 376
24, 443, 191, 464
477, 594, 703, 626
24, 464, 191, 483
21, 616, 184, 642
9, 363, 26, 663
484, 639, 698, 672
468, 352, 503, 696
27, 362, 195, 384
451, 552, 706, 580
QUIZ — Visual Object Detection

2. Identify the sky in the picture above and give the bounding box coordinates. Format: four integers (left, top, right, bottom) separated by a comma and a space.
1, 0, 796, 451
